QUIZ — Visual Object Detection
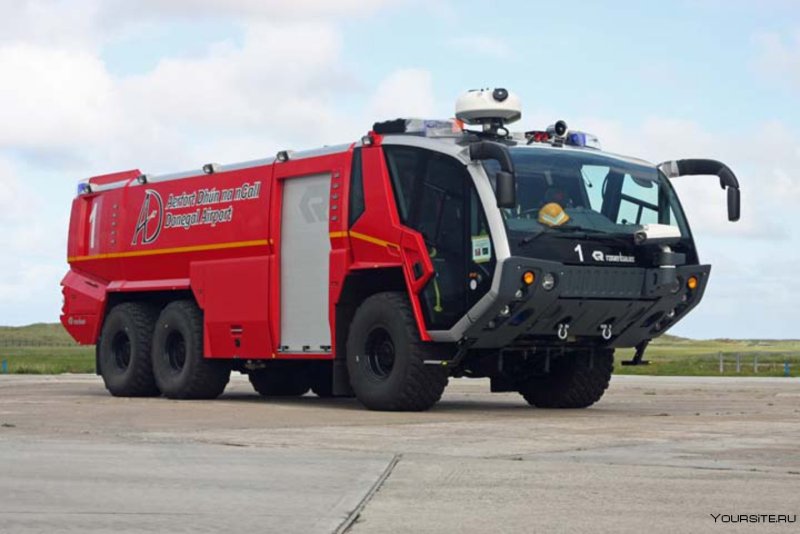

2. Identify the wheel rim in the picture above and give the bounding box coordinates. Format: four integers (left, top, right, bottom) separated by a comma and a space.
165, 331, 187, 372
365, 327, 395, 380
111, 332, 131, 370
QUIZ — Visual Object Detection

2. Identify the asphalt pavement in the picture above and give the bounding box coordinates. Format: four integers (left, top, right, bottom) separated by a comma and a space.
1, 374, 798, 533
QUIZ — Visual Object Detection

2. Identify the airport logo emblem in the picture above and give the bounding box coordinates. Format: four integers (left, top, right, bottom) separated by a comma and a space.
132, 189, 164, 245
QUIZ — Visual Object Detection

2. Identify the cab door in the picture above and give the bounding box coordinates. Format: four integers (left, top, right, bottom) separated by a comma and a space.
383, 145, 496, 331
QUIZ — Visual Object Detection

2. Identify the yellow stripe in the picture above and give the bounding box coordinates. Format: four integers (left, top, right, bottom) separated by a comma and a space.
329, 230, 397, 248
351, 231, 398, 248
68, 239, 271, 263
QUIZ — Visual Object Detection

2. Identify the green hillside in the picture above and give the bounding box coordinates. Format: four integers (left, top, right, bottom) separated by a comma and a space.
0, 324, 798, 376
0, 324, 94, 374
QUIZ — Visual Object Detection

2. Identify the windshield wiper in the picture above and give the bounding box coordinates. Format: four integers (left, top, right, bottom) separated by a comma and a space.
518, 226, 633, 247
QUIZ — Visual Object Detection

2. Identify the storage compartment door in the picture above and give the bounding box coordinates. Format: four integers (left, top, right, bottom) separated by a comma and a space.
279, 173, 332, 352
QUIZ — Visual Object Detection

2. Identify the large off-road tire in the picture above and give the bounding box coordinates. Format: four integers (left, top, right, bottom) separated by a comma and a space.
249, 363, 310, 397
518, 349, 613, 409
98, 302, 160, 397
152, 300, 230, 399
346, 292, 448, 411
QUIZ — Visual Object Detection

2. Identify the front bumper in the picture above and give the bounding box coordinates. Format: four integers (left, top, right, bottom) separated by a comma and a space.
462, 257, 710, 349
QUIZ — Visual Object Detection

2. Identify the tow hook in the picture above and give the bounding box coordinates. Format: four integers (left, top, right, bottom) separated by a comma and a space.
557, 323, 570, 340
600, 324, 613, 340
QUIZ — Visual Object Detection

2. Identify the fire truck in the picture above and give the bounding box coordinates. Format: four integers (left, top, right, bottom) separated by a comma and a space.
61, 88, 740, 411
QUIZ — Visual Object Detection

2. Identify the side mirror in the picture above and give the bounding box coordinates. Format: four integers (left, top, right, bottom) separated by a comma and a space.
658, 158, 741, 223
727, 187, 740, 222
469, 140, 517, 209
496, 171, 516, 208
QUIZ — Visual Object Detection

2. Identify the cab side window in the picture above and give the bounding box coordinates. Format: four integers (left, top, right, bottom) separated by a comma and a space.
349, 148, 365, 226
383, 145, 423, 223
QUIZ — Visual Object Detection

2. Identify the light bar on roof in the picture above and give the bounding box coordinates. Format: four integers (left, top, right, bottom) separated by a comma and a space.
567, 131, 601, 150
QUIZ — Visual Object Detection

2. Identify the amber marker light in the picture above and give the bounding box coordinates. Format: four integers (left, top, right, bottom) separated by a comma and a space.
522, 271, 535, 285
687, 276, 698, 290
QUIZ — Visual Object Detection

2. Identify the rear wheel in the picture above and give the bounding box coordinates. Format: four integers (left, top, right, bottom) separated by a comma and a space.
346, 292, 448, 411
98, 302, 160, 397
518, 349, 613, 408
152, 300, 230, 399
249, 363, 310, 397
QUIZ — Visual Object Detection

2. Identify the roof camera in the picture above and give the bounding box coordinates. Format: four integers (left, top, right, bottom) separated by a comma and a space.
492, 88, 509, 102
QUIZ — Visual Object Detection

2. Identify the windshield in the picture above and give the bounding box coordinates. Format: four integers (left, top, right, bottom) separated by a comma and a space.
485, 147, 690, 238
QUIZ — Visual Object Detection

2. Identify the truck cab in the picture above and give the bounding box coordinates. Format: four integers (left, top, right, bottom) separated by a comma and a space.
341, 90, 739, 409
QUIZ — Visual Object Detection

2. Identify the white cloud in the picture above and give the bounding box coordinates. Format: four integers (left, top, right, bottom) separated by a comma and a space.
0, 15, 413, 172
118, 22, 347, 131
0, 1, 102, 49
0, 44, 117, 150
367, 68, 436, 121
753, 30, 800, 92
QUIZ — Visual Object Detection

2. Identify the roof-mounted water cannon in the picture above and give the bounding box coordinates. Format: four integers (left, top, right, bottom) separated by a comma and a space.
634, 224, 686, 288
455, 88, 521, 138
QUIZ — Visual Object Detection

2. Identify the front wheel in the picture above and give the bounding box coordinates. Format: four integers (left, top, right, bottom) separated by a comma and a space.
518, 349, 613, 409
346, 292, 448, 411
152, 300, 230, 399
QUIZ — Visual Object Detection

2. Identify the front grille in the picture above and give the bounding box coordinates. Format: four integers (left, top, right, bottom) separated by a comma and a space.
557, 266, 646, 299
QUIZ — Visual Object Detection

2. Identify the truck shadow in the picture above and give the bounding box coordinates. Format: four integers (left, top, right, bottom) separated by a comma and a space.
217, 392, 606, 414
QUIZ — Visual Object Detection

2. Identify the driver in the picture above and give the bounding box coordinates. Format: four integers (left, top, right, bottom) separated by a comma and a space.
542, 186, 573, 207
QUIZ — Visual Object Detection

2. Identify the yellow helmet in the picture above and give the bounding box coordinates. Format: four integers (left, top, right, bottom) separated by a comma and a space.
538, 202, 570, 227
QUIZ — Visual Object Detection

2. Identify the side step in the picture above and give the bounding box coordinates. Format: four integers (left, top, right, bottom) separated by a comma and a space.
621, 340, 650, 366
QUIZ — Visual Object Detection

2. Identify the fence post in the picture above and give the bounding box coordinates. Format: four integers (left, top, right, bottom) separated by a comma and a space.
753, 354, 758, 374
736, 353, 741, 374
719, 352, 724, 374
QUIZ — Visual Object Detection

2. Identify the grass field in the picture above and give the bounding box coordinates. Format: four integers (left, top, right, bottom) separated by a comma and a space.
0, 324, 94, 374
615, 336, 800, 377
0, 324, 798, 377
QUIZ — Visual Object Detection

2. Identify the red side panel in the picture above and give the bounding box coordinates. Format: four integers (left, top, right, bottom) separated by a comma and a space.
60, 270, 108, 344
191, 257, 272, 358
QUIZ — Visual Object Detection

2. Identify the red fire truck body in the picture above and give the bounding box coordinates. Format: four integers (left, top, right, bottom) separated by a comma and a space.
61, 89, 740, 410
64, 143, 427, 360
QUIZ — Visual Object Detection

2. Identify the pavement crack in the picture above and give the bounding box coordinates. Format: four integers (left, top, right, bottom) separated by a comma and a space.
335, 453, 401, 534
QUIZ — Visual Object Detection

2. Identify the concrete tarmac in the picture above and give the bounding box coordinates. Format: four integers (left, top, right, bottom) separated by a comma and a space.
0, 374, 798, 533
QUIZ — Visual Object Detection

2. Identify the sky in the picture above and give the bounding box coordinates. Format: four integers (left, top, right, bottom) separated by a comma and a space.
0, 0, 798, 339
